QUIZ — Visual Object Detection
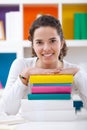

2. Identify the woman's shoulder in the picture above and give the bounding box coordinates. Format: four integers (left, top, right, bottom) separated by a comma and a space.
63, 60, 79, 68
12, 57, 37, 67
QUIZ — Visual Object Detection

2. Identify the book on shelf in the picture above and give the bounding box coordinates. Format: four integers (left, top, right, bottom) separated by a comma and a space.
29, 75, 73, 84
6, 11, 22, 41
74, 13, 87, 39
80, 13, 87, 39
0, 21, 5, 40
74, 13, 81, 39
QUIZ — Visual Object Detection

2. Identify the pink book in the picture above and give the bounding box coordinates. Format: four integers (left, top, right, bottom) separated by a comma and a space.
31, 86, 71, 94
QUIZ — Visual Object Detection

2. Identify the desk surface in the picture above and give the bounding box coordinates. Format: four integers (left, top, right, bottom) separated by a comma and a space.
16, 121, 87, 130
15, 112, 87, 130
0, 109, 87, 130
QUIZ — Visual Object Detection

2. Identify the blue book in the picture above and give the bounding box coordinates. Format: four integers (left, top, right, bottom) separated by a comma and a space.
28, 94, 71, 100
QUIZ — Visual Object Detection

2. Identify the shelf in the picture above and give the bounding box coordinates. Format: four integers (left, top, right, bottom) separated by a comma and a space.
0, 40, 32, 58
0, 1, 87, 41
0, 0, 87, 4
0, 40, 87, 49
66, 40, 87, 47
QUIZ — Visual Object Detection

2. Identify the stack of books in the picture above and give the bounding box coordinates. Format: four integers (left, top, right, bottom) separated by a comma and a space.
28, 75, 73, 100
21, 75, 78, 121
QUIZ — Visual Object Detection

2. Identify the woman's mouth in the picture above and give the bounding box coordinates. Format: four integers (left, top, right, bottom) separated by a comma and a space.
42, 53, 54, 57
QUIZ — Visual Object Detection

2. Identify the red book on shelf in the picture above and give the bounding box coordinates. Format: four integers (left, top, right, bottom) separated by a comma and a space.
31, 86, 71, 94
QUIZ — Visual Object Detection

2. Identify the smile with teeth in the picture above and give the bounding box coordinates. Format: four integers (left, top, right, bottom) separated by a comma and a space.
42, 53, 54, 57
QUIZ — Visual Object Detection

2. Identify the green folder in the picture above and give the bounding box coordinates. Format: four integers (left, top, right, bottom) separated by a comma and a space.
28, 94, 71, 100
74, 13, 87, 39
80, 13, 87, 39
74, 13, 81, 39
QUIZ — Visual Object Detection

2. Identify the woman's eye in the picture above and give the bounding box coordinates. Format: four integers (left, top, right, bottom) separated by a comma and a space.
36, 41, 43, 45
51, 39, 56, 43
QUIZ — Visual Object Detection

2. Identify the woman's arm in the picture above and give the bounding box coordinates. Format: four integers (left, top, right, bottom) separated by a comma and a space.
1, 59, 62, 115
58, 67, 87, 109
1, 59, 28, 115
74, 70, 87, 109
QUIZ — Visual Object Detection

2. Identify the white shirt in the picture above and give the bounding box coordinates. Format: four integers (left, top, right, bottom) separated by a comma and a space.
0, 57, 87, 115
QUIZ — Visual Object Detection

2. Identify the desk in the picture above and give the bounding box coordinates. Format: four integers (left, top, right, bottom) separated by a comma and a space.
15, 112, 87, 130
16, 121, 87, 130
0, 115, 87, 130
0, 109, 87, 130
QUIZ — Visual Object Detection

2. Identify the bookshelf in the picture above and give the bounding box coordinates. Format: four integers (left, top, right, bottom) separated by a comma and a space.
0, 0, 87, 87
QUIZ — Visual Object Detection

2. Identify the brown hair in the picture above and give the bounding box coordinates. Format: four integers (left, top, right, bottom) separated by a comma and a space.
28, 15, 68, 61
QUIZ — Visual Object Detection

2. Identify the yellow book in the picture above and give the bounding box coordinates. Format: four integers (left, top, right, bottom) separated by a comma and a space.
29, 75, 73, 84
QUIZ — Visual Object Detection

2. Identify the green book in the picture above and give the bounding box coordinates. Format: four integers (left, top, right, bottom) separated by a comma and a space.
74, 13, 81, 39
28, 94, 71, 100
80, 13, 87, 39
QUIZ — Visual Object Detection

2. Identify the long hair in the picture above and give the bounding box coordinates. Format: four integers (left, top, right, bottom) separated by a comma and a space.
28, 15, 68, 61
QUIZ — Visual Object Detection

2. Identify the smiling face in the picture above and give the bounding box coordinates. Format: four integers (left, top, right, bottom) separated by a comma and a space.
33, 26, 63, 68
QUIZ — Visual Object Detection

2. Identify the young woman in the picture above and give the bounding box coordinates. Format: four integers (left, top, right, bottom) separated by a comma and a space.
0, 15, 87, 115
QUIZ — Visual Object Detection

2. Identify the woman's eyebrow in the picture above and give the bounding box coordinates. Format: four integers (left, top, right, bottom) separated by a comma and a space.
49, 37, 57, 40
35, 39, 42, 41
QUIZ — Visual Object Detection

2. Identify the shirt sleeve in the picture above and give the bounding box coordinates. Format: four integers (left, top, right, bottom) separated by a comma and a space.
0, 59, 28, 115
64, 60, 87, 109
74, 69, 87, 109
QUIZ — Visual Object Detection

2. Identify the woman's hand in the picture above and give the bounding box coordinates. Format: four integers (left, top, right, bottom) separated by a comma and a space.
19, 67, 62, 85
19, 67, 79, 85
57, 68, 79, 76
22, 67, 62, 76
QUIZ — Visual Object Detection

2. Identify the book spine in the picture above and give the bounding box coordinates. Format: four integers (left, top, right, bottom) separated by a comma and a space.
28, 94, 71, 100
30, 75, 73, 84
74, 13, 81, 39
80, 13, 87, 39
31, 86, 71, 94
32, 83, 72, 86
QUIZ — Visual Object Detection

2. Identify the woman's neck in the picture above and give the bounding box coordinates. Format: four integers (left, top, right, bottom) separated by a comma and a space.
36, 59, 63, 69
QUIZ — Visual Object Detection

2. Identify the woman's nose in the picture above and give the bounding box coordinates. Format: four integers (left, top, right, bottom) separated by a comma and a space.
43, 43, 50, 50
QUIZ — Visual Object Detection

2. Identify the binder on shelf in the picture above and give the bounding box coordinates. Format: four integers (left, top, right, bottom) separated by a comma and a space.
0, 53, 16, 87
0, 21, 5, 40
80, 13, 87, 39
74, 13, 87, 39
74, 13, 81, 39
6, 11, 22, 41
